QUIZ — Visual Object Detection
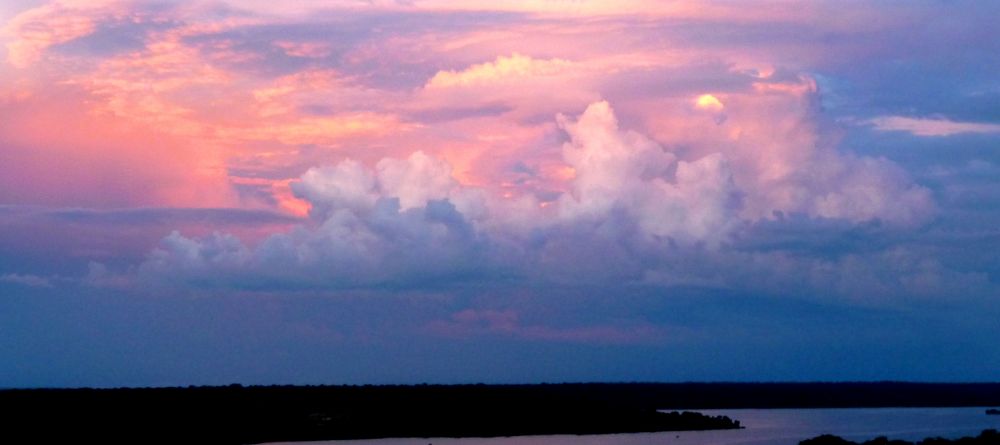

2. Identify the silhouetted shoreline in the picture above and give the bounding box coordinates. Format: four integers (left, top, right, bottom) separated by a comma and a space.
800, 429, 1000, 445
2, 382, 1000, 444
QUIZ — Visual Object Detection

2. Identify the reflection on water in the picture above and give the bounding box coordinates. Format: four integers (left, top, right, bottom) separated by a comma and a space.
268, 407, 1000, 445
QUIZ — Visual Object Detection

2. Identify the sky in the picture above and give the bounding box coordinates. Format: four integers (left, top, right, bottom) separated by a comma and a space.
1, 0, 998, 388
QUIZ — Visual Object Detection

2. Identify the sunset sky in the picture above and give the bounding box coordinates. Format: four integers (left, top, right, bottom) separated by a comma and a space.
1, 0, 999, 387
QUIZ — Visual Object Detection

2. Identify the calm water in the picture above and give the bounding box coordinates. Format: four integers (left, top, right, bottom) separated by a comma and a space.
269, 407, 1000, 445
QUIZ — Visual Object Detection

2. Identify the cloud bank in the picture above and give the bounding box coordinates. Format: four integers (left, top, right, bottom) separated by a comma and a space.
132, 97, 942, 301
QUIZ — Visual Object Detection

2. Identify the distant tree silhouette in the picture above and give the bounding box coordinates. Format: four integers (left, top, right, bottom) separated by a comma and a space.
3, 383, 1000, 444
799, 429, 1000, 445
802, 434, 858, 445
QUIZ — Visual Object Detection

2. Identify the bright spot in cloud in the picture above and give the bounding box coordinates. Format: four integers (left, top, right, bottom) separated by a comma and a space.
695, 94, 724, 111
425, 53, 572, 89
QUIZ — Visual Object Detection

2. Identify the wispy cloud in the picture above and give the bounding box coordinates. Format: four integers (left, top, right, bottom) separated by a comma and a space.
425, 53, 573, 89
868, 116, 1000, 137
1, 272, 54, 287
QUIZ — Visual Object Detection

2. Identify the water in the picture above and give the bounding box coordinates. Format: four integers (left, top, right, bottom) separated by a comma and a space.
267, 407, 1000, 445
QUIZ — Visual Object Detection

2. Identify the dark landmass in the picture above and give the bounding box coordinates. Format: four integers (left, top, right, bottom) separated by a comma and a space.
799, 429, 1000, 445
3, 382, 1000, 444
987, 409, 1000, 415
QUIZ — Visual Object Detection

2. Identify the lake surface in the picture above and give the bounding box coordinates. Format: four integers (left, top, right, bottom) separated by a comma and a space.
268, 407, 1000, 445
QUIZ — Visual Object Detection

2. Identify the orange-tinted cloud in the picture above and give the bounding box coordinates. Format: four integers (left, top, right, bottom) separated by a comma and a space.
0, 0, 956, 280
2, 0, 108, 68
425, 53, 572, 89
0, 88, 232, 208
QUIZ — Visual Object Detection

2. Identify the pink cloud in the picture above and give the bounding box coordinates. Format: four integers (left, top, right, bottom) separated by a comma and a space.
274, 40, 332, 59
628, 75, 935, 226
0, 0, 966, 304
0, 89, 233, 208
425, 53, 573, 89
2, 0, 107, 68
128, 95, 939, 293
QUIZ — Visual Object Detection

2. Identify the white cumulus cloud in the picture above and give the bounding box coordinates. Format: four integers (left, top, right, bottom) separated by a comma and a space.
131, 100, 942, 299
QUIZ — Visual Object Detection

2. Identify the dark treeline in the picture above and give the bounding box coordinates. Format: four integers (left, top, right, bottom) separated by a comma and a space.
2, 382, 1000, 444
800, 429, 1000, 445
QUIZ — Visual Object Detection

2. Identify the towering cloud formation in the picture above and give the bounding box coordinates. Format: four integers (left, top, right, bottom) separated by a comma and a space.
634, 76, 936, 228
556, 101, 741, 245
133, 96, 937, 296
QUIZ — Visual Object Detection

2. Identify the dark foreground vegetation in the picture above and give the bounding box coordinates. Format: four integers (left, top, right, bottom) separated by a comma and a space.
2, 382, 1000, 444
800, 429, 1000, 445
